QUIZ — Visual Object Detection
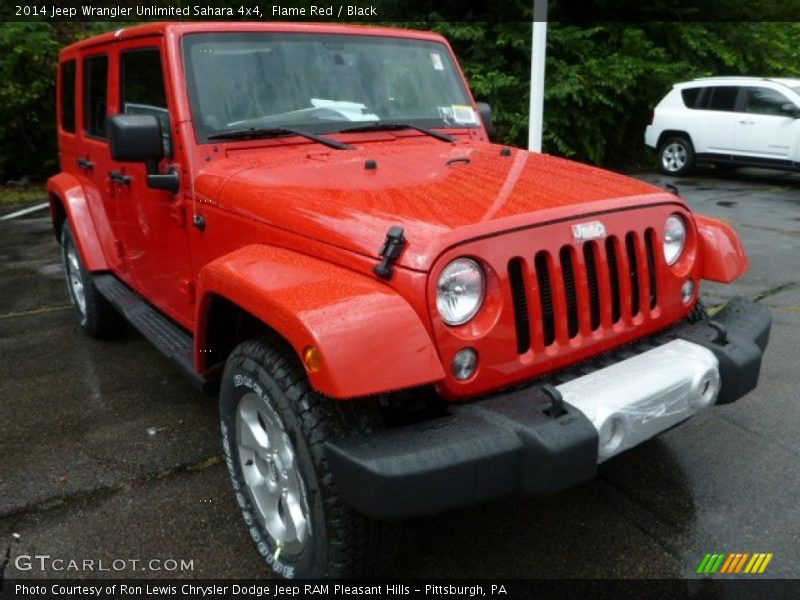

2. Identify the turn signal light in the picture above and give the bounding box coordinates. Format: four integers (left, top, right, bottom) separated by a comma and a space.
303, 346, 322, 372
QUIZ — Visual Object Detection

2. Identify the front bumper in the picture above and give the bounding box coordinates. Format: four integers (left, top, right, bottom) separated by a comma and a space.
325, 297, 771, 519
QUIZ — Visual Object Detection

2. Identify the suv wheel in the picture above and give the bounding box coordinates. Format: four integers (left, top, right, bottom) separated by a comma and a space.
61, 222, 122, 338
220, 336, 397, 578
658, 135, 695, 176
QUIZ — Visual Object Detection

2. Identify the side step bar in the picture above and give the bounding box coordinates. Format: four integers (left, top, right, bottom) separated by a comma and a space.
93, 273, 211, 392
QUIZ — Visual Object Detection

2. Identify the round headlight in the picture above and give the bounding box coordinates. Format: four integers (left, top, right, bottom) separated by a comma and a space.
663, 214, 687, 266
437, 258, 485, 326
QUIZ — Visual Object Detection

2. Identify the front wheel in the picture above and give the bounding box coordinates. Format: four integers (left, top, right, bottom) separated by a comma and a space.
219, 336, 397, 578
658, 135, 696, 176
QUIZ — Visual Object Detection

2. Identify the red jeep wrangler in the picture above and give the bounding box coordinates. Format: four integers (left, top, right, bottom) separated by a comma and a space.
49, 23, 771, 578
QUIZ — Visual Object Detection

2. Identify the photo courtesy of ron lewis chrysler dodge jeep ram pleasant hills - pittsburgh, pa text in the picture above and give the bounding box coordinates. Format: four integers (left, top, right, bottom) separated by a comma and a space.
48, 22, 771, 578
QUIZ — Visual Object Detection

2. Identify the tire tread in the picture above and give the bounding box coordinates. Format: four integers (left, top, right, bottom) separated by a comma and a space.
223, 335, 397, 578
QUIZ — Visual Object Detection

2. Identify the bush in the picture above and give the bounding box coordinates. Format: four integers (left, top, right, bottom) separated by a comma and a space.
0, 20, 798, 180
0, 22, 114, 182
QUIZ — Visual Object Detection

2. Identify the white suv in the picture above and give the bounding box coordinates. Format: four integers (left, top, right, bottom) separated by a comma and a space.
645, 76, 800, 175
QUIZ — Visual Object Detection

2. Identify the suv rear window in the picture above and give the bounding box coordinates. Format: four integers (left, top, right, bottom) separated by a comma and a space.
681, 87, 702, 108
705, 86, 739, 112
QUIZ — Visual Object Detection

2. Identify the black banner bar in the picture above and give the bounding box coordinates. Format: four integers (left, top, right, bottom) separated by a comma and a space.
3, 0, 800, 22
3, 580, 800, 600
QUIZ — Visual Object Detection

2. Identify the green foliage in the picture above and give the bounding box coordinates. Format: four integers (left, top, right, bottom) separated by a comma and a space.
434, 21, 800, 166
0, 184, 47, 204
0, 22, 116, 181
1, 20, 799, 180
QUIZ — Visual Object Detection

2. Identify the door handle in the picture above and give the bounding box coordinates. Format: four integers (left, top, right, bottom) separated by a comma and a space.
108, 170, 131, 185
739, 120, 755, 125
76, 157, 94, 170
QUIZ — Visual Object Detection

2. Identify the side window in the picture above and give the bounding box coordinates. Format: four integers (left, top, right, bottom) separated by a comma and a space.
745, 87, 792, 116
681, 87, 702, 109
706, 86, 739, 112
60, 60, 76, 132
84, 55, 109, 138
121, 49, 172, 157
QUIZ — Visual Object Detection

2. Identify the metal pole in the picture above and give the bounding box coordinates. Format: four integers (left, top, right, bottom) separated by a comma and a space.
528, 0, 548, 152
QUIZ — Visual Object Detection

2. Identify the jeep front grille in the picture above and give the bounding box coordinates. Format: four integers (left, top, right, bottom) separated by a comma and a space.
508, 229, 660, 354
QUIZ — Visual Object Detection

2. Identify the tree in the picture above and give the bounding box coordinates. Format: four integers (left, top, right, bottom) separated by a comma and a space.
1, 19, 799, 180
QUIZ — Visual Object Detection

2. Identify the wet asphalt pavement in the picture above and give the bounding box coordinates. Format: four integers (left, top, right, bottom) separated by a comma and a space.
0, 167, 798, 582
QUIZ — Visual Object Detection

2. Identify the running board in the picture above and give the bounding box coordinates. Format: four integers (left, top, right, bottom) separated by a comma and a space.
92, 273, 211, 392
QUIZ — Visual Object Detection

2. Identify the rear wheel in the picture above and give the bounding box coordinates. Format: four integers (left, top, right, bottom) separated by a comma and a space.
219, 336, 397, 578
658, 135, 696, 176
61, 222, 122, 338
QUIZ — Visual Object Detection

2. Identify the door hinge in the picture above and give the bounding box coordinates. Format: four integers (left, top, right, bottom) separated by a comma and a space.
179, 278, 195, 305
170, 200, 187, 227
113, 239, 125, 260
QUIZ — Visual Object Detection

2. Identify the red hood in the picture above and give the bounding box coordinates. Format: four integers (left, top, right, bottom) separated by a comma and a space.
197, 138, 675, 271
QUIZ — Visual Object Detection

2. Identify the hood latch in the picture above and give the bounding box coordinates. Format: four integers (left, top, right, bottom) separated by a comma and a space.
374, 226, 407, 281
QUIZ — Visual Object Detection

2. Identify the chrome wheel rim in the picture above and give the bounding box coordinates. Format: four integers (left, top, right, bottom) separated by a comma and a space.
64, 242, 86, 317
236, 392, 310, 554
662, 142, 687, 172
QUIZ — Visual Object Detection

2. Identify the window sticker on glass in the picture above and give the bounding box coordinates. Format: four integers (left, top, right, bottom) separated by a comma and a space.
451, 104, 478, 125
430, 52, 444, 71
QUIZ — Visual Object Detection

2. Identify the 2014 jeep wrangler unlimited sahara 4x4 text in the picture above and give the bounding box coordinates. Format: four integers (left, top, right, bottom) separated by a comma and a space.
49, 23, 771, 578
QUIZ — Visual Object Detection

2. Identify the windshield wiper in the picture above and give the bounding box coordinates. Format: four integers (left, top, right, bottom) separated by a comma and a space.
207, 127, 353, 150
337, 122, 454, 143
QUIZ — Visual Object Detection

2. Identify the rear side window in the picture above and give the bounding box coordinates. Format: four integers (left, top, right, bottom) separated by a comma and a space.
121, 49, 171, 156
84, 55, 108, 138
745, 87, 791, 116
60, 60, 76, 132
706, 86, 739, 112
681, 87, 702, 108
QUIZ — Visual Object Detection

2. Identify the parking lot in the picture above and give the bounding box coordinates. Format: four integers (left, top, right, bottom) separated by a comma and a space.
1, 167, 798, 581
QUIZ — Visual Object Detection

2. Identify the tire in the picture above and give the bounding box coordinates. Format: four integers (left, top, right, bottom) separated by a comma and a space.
658, 135, 696, 176
61, 222, 122, 338
219, 335, 397, 579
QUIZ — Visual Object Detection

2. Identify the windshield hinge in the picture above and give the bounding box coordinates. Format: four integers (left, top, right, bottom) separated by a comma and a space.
374, 226, 407, 281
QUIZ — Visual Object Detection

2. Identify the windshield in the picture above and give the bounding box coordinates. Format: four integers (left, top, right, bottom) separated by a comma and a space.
182, 32, 478, 142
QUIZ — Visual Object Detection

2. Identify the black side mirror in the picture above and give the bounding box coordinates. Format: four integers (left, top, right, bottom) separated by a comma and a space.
476, 102, 494, 139
780, 102, 800, 118
107, 114, 178, 193
108, 114, 164, 162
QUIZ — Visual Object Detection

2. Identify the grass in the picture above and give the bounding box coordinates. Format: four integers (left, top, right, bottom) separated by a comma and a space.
0, 184, 47, 204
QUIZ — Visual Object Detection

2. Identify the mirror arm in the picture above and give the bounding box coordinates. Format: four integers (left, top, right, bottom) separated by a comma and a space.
143, 159, 179, 194
147, 168, 180, 194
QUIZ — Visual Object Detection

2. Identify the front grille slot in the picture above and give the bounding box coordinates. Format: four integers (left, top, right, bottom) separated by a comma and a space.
583, 242, 601, 330
560, 246, 579, 338
625, 232, 641, 317
508, 258, 531, 354
535, 251, 556, 347
606, 237, 622, 324
645, 228, 658, 309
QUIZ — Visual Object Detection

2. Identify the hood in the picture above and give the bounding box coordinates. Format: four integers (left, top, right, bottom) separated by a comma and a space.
199, 138, 673, 271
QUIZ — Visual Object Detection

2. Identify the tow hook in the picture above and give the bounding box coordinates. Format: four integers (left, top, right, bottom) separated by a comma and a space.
374, 226, 407, 281
542, 384, 566, 418
709, 321, 728, 345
